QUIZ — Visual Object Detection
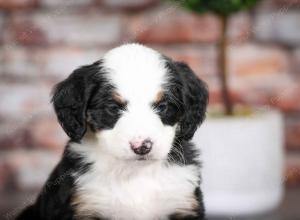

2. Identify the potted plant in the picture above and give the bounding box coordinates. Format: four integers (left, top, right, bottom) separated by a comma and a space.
173, 0, 284, 216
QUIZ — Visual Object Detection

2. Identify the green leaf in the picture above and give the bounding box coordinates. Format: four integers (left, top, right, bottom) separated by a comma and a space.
173, 0, 260, 16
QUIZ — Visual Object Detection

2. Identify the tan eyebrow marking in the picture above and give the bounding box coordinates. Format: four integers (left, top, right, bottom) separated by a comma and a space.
112, 92, 126, 105
155, 91, 164, 103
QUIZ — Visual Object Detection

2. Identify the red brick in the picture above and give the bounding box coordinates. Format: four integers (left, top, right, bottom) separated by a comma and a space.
0, 114, 68, 151
0, 13, 4, 43
0, 160, 10, 191
227, 44, 295, 105
254, 11, 300, 46
126, 4, 252, 44
8, 18, 47, 46
228, 12, 252, 43
0, 0, 37, 10
286, 114, 300, 151
254, 0, 297, 11
42, 47, 106, 80
0, 122, 28, 150
2, 47, 44, 79
285, 154, 300, 187
102, 0, 159, 10
272, 85, 300, 112
0, 46, 3, 63
201, 44, 300, 110
126, 5, 221, 43
274, 0, 300, 7
229, 44, 290, 77
0, 85, 58, 150
0, 84, 51, 120
27, 114, 68, 151
293, 48, 300, 76
2, 47, 106, 81
0, 151, 61, 191
6, 12, 123, 46
40, 0, 94, 8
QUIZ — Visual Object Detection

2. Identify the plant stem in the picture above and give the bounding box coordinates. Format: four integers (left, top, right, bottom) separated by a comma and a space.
219, 15, 233, 115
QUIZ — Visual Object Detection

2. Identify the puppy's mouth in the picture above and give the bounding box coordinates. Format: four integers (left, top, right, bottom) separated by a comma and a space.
135, 155, 154, 161
137, 156, 147, 161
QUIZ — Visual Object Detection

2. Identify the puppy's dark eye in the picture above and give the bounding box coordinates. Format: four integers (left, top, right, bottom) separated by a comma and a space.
105, 103, 123, 115
154, 98, 182, 124
155, 102, 168, 113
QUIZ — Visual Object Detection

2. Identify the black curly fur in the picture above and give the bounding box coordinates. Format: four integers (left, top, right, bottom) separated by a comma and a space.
175, 62, 208, 141
51, 60, 107, 142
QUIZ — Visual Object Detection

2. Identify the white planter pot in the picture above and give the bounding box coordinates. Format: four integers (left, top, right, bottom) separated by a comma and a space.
193, 110, 284, 216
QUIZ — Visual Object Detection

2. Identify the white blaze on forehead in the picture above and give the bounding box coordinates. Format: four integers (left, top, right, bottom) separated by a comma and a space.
103, 44, 166, 103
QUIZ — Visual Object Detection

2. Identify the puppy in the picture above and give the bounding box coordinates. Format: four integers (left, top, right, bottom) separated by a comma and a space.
17, 44, 208, 220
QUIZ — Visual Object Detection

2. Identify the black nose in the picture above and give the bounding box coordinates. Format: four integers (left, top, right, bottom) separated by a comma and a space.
130, 139, 153, 155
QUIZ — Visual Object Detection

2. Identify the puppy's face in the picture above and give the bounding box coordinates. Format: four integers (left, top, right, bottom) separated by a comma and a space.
52, 44, 208, 161
87, 48, 184, 160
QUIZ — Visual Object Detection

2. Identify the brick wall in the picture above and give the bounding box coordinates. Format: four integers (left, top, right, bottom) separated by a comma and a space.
0, 0, 300, 198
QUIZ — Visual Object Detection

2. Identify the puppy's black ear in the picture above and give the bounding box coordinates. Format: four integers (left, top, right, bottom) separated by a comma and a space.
176, 62, 209, 140
51, 61, 101, 141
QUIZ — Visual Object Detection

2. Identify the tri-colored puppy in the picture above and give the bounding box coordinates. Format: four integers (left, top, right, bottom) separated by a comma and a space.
18, 44, 208, 220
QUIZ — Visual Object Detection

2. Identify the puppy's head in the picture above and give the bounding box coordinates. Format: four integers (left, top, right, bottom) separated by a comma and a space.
52, 44, 208, 161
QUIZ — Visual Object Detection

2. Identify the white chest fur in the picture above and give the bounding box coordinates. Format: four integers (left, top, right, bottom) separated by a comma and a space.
72, 155, 199, 220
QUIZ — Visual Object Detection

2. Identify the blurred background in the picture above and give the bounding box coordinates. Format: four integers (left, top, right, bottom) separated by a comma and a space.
0, 0, 299, 219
